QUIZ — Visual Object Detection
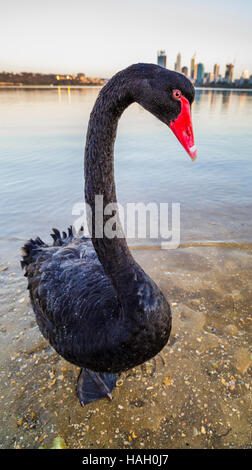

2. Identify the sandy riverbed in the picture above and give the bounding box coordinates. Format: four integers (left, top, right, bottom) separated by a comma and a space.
0, 243, 251, 449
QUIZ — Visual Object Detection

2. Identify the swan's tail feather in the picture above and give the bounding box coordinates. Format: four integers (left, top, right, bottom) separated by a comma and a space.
21, 225, 78, 274
50, 225, 74, 246
21, 237, 47, 272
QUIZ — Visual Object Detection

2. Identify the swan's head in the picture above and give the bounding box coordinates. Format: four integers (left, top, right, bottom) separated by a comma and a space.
129, 63, 197, 160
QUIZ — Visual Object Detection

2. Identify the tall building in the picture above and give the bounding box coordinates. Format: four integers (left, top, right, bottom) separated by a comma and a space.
181, 66, 188, 76
213, 64, 220, 80
225, 64, 234, 82
157, 50, 167, 68
174, 52, 181, 73
196, 63, 204, 83
190, 54, 196, 79
209, 73, 214, 83
193, 63, 198, 81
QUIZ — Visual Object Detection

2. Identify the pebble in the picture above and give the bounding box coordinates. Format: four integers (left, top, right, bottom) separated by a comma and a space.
191, 298, 201, 306
193, 427, 199, 436
163, 376, 174, 387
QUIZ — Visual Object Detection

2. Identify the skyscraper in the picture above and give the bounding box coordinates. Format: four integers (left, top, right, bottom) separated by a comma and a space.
193, 63, 198, 81
174, 52, 181, 73
196, 63, 204, 83
213, 64, 220, 80
157, 50, 167, 68
225, 64, 234, 82
190, 54, 196, 79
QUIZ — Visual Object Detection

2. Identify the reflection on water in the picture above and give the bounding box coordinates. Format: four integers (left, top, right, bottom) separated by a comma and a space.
0, 87, 252, 249
67, 87, 71, 104
221, 91, 231, 110
193, 88, 251, 116
57, 86, 72, 104
57, 87, 62, 102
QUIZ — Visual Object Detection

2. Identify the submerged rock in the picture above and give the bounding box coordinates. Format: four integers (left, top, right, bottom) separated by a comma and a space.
234, 348, 252, 375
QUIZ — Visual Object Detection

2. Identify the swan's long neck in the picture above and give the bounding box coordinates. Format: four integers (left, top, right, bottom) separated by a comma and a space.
84, 72, 144, 298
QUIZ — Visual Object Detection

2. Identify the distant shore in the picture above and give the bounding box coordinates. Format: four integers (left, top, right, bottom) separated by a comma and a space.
0, 84, 104, 89
196, 84, 252, 90
196, 86, 252, 91
0, 84, 252, 91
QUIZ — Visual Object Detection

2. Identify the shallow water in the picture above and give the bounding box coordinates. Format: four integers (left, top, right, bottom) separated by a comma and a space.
0, 245, 251, 449
0, 87, 252, 449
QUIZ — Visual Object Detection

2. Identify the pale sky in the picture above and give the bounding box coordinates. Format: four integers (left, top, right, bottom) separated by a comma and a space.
1, 0, 251, 78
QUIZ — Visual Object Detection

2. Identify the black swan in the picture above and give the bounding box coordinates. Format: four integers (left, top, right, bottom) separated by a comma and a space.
21, 63, 197, 406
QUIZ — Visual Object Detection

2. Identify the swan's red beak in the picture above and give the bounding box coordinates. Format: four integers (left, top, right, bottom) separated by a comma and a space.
169, 96, 197, 161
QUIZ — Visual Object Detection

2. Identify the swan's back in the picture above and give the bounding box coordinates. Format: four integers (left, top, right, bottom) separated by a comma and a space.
22, 229, 123, 371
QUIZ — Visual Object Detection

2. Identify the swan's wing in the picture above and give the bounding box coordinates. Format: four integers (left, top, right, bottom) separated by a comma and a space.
21, 228, 121, 367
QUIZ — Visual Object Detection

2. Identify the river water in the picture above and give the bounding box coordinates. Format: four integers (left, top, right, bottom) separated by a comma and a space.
0, 87, 251, 449
0, 87, 252, 245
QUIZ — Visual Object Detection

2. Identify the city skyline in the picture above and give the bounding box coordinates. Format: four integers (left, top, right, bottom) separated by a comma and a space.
0, 0, 251, 78
1, 56, 251, 89
1, 49, 251, 84
156, 51, 248, 85
1, 51, 251, 87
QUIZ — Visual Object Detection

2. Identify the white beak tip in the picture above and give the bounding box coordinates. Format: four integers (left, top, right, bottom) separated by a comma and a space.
189, 145, 197, 161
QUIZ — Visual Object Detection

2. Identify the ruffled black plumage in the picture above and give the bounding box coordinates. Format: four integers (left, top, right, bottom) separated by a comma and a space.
21, 227, 171, 374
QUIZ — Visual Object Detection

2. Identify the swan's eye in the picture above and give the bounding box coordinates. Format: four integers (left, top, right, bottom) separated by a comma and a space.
173, 89, 182, 100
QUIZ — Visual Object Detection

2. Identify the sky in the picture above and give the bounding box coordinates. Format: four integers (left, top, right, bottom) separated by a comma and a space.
0, 0, 251, 79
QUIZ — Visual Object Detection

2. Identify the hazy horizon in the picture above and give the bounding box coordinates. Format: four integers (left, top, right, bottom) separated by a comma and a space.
1, 0, 251, 79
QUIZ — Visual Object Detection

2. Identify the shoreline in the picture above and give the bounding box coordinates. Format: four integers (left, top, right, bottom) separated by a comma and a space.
0, 85, 252, 92
1, 236, 252, 250
0, 85, 104, 89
